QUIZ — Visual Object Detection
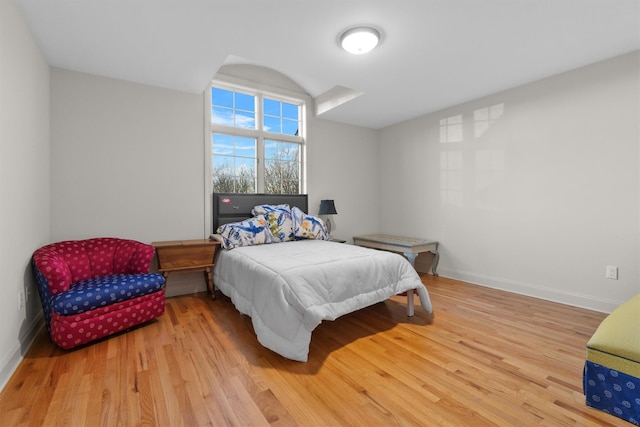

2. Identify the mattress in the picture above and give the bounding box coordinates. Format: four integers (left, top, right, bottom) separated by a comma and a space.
213, 239, 433, 361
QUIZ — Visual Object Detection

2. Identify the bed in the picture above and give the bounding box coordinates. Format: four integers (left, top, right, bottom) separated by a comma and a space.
211, 193, 433, 362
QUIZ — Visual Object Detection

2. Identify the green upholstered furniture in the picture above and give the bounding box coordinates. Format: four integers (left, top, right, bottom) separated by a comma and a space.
584, 294, 640, 424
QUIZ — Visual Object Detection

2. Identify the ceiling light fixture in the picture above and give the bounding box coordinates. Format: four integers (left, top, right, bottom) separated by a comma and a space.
340, 26, 380, 55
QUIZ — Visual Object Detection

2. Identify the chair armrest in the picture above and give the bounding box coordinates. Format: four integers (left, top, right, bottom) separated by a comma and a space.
128, 241, 155, 273
32, 247, 73, 295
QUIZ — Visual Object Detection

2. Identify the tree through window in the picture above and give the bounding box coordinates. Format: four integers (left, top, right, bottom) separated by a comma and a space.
210, 84, 304, 194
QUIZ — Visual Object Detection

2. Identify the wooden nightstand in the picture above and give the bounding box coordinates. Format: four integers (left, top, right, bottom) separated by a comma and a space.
152, 239, 221, 298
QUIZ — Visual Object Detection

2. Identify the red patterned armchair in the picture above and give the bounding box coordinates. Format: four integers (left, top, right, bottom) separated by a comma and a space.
32, 238, 166, 349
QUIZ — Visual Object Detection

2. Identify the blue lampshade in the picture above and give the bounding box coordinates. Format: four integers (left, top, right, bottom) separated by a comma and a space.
318, 200, 337, 215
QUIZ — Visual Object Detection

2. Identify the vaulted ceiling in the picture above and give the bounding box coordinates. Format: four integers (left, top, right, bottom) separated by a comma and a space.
16, 0, 640, 129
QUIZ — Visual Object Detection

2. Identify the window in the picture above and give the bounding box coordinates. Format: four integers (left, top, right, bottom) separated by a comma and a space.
263, 98, 300, 136
265, 140, 300, 194
212, 134, 257, 193
211, 87, 255, 129
210, 83, 305, 194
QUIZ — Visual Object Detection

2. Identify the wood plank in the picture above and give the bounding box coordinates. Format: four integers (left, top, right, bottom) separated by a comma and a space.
0, 275, 629, 426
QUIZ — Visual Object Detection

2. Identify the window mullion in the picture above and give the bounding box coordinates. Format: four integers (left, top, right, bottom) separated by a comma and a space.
261, 132, 303, 144
257, 93, 263, 132
257, 136, 265, 193
211, 125, 259, 139
256, 94, 265, 193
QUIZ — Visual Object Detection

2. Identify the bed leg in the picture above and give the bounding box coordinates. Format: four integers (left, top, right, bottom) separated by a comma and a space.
403, 252, 418, 317
407, 291, 415, 317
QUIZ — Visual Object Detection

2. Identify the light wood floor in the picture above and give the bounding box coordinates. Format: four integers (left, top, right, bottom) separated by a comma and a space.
0, 275, 626, 426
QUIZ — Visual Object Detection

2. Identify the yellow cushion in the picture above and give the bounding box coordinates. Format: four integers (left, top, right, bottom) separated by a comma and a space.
586, 294, 640, 377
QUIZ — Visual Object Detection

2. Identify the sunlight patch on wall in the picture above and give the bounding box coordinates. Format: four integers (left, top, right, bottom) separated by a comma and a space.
474, 104, 504, 138
439, 114, 464, 143
438, 104, 506, 210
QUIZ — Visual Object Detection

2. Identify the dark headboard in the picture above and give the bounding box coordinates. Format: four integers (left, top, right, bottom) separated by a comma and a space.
212, 193, 309, 232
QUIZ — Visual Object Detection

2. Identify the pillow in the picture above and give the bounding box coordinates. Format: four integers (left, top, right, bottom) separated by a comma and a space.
251, 204, 290, 216
209, 234, 224, 243
251, 204, 294, 242
291, 206, 329, 240
216, 215, 278, 249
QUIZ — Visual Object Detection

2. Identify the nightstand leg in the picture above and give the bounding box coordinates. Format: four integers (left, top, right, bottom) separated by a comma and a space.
204, 268, 215, 300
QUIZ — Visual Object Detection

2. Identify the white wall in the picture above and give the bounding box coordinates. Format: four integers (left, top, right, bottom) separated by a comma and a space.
306, 118, 379, 240
50, 68, 205, 244
379, 51, 640, 313
0, 1, 51, 390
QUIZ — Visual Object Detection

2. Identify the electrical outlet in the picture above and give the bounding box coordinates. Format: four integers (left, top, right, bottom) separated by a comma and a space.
606, 265, 618, 280
18, 291, 24, 310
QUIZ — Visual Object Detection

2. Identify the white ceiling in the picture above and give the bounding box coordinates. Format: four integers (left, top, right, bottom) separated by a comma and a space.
16, 0, 640, 129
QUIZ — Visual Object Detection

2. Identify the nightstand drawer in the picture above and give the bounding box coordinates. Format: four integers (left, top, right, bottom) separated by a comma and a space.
154, 239, 217, 269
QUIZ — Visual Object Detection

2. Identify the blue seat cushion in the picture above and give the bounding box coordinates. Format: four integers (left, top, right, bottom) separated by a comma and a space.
51, 273, 165, 316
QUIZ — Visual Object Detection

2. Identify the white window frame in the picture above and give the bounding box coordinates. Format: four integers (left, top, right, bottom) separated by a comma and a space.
203, 74, 309, 236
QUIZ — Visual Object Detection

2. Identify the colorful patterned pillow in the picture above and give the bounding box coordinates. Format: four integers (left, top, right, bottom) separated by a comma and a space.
216, 215, 278, 249
251, 204, 290, 216
291, 206, 329, 240
251, 204, 294, 242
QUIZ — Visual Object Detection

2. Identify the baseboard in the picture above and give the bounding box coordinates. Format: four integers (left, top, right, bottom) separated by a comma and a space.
0, 314, 44, 393
437, 267, 621, 314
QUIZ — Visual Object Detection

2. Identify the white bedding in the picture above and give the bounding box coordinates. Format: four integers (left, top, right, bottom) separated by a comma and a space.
213, 239, 433, 362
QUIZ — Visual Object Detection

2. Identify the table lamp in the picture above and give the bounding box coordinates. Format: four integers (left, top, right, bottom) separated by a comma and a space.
318, 199, 338, 235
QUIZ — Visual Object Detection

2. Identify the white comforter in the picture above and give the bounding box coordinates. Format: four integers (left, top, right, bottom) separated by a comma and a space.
213, 239, 433, 362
